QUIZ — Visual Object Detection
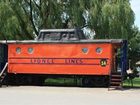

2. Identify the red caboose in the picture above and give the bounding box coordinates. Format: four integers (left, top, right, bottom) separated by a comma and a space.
0, 29, 127, 86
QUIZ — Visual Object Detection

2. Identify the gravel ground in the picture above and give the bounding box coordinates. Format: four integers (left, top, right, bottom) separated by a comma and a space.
0, 86, 140, 105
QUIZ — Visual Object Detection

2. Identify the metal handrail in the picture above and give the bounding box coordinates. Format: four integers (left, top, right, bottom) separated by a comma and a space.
0, 62, 8, 77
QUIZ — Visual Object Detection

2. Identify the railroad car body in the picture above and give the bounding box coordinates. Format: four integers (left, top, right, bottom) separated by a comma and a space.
0, 29, 128, 86
8, 41, 113, 75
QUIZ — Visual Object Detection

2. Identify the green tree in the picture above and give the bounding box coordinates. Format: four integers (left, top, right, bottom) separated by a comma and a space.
0, 1, 34, 40
89, 0, 134, 39
129, 26, 140, 66
1, 0, 140, 67
0, 0, 136, 40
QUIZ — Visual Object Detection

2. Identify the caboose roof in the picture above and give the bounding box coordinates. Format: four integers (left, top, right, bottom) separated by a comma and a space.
40, 29, 75, 32
0, 39, 125, 44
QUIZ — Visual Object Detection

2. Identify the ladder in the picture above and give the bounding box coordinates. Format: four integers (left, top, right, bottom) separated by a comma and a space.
108, 72, 123, 90
0, 62, 8, 87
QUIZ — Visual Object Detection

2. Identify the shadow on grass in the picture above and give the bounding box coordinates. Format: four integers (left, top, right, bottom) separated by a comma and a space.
44, 78, 108, 88
123, 77, 140, 90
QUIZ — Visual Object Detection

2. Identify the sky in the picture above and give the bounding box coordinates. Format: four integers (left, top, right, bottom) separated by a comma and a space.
130, 0, 140, 29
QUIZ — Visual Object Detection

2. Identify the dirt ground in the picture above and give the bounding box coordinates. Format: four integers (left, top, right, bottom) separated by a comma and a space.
0, 86, 140, 105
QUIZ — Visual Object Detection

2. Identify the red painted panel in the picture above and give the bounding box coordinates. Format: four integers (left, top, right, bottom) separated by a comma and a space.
8, 43, 112, 75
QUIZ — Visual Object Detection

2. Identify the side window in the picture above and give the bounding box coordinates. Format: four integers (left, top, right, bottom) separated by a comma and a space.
37, 33, 45, 41
44, 34, 50, 40
49, 33, 61, 40
69, 34, 78, 40
61, 33, 69, 40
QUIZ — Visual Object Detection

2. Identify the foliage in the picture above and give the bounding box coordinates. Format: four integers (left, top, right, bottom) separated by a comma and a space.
0, 0, 139, 66
128, 26, 140, 66
123, 77, 140, 87
0, 0, 135, 40
0, 1, 34, 40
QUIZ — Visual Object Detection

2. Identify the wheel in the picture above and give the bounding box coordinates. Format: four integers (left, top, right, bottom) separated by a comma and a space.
93, 76, 109, 87
82, 76, 109, 87
82, 77, 93, 87
0, 82, 2, 87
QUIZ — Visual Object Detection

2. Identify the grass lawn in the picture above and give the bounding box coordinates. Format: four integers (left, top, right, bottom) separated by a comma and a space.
45, 78, 82, 86
45, 77, 140, 87
123, 77, 140, 87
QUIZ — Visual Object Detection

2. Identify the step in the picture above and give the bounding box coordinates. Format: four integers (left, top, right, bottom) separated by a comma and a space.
0, 78, 4, 82
109, 86, 122, 89
110, 84, 121, 87
0, 75, 5, 79
110, 82, 121, 85
0, 73, 7, 82
0, 76, 5, 79
2, 72, 7, 75
109, 72, 123, 90
111, 72, 121, 75
111, 75, 121, 78
111, 79, 122, 82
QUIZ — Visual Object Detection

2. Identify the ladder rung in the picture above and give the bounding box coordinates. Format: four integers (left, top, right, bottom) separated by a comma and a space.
110, 82, 121, 84
111, 79, 122, 82
111, 75, 121, 77
109, 86, 122, 89
0, 74, 6, 79
112, 72, 121, 74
